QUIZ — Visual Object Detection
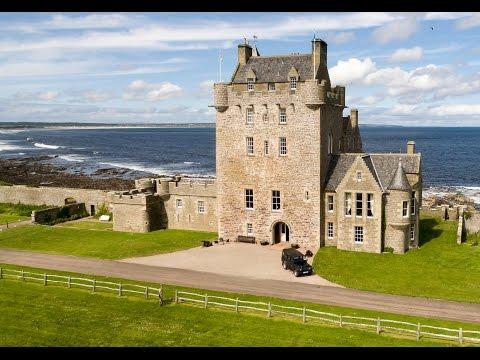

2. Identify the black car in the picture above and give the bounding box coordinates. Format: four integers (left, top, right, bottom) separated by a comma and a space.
281, 248, 313, 277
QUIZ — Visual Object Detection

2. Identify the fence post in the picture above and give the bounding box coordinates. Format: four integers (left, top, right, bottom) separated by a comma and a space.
43, 273, 46, 286
67, 276, 71, 288
175, 290, 178, 304
339, 315, 343, 327
22, 270, 25, 281
145, 286, 149, 299
416, 323, 421, 340
459, 328, 463, 345
118, 283, 122, 297
92, 279, 96, 293
235, 298, 239, 313
204, 294, 208, 309
302, 307, 306, 323
267, 302, 272, 318
376, 317, 381, 334
159, 285, 163, 305
0, 267, 3, 279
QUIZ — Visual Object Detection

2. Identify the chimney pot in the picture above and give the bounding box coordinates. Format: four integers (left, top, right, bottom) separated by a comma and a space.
407, 141, 415, 154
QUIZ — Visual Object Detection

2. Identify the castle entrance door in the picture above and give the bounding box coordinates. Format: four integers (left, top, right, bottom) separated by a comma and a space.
273, 222, 289, 244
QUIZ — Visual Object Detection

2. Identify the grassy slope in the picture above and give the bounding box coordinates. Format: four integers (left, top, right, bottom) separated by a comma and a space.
0, 202, 48, 224
0, 268, 455, 346
313, 216, 480, 303
0, 225, 217, 259
57, 219, 114, 231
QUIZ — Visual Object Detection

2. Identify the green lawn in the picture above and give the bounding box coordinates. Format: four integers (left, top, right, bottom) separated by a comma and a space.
57, 219, 113, 231
0, 225, 217, 259
1, 264, 471, 346
313, 216, 480, 304
0, 202, 48, 225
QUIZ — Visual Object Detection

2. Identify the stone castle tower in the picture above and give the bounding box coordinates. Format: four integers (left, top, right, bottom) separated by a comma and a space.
214, 39, 362, 248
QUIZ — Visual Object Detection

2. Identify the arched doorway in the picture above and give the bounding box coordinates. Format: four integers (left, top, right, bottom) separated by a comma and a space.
273, 222, 290, 244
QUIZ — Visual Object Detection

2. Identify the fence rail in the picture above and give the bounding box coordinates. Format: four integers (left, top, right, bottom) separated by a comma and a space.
0, 267, 163, 303
175, 290, 480, 345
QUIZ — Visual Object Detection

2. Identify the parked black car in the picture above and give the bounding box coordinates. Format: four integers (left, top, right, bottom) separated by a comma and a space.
281, 248, 313, 277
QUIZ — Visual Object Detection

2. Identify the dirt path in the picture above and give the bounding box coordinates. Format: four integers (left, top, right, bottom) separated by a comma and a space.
1, 248, 479, 324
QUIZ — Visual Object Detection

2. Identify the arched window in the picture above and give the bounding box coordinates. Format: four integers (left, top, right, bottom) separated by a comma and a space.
328, 132, 333, 155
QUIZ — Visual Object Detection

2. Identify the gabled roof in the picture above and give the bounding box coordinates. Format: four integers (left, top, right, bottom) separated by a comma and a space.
387, 161, 412, 191
324, 154, 357, 191
232, 54, 313, 83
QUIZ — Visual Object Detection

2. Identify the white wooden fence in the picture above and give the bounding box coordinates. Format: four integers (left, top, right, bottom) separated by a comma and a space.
175, 290, 480, 345
0, 267, 163, 303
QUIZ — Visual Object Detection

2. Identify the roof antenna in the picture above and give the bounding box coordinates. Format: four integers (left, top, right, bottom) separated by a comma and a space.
312, 31, 318, 80
253, 35, 258, 46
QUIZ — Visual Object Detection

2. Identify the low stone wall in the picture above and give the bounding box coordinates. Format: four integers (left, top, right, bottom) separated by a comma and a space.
0, 185, 110, 215
457, 208, 466, 244
421, 205, 460, 220
32, 203, 87, 224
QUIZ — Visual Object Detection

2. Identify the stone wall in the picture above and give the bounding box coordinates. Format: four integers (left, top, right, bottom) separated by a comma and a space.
0, 185, 109, 215
32, 202, 87, 224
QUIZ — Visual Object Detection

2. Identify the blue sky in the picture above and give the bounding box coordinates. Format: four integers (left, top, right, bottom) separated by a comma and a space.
1, 12, 480, 126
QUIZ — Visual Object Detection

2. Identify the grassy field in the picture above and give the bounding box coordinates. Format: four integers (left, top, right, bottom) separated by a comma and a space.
0, 224, 217, 259
0, 202, 49, 224
313, 216, 480, 304
2, 264, 475, 346
57, 219, 114, 231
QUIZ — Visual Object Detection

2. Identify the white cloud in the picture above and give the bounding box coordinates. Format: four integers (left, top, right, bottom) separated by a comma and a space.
82, 90, 114, 102
37, 91, 59, 100
324, 31, 356, 45
372, 17, 420, 44
428, 104, 480, 116
456, 13, 480, 30
390, 46, 423, 62
12, 90, 59, 101
329, 58, 377, 86
424, 12, 472, 21
123, 80, 183, 101
389, 104, 418, 115
45, 14, 140, 30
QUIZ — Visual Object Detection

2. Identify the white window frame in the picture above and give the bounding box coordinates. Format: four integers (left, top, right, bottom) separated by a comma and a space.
197, 200, 205, 214
367, 193, 374, 218
264, 140, 269, 155
345, 192, 352, 217
245, 189, 254, 210
410, 223, 415, 241
176, 198, 183, 208
272, 190, 281, 212
246, 107, 254, 124
247, 223, 254, 236
262, 113, 268, 122
279, 137, 287, 156
279, 108, 287, 124
247, 78, 254, 91
411, 191, 416, 215
246, 137, 254, 155
327, 195, 334, 212
402, 201, 409, 218
327, 222, 334, 239
268, 83, 276, 91
356, 171, 362, 181
354, 226, 364, 244
290, 77, 297, 90
356, 193, 363, 217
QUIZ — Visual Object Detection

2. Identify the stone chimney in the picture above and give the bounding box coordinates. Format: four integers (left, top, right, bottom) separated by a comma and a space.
312, 39, 331, 86
350, 108, 358, 128
407, 141, 415, 154
238, 43, 253, 66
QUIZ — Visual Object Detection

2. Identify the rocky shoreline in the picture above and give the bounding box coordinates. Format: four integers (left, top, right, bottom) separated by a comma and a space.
0, 156, 134, 191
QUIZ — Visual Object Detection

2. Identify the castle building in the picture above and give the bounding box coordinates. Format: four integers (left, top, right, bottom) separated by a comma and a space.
108, 39, 422, 254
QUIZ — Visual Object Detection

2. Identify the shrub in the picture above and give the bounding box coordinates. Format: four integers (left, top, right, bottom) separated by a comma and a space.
95, 203, 113, 221
472, 240, 478, 247
0, 180, 12, 186
464, 211, 472, 220
383, 247, 394, 253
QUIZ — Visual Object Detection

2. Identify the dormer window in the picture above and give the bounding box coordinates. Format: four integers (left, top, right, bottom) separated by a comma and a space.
247, 78, 254, 91
290, 77, 297, 90
268, 83, 276, 91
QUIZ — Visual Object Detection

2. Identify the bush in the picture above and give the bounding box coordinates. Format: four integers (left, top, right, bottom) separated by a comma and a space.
0, 202, 49, 217
95, 203, 113, 221
0, 180, 12, 186
463, 211, 472, 220
383, 247, 394, 253
471, 240, 478, 247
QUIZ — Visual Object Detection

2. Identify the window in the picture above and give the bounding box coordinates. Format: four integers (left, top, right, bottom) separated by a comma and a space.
410, 223, 415, 242
367, 193, 374, 217
263, 113, 268, 122
305, 191, 310, 201
268, 83, 275, 91
356, 193, 363, 217
327, 222, 334, 239
327, 195, 334, 212
197, 201, 205, 214
246, 137, 254, 155
176, 198, 183, 208
402, 201, 409, 217
357, 171, 362, 181
246, 107, 254, 124
247, 78, 254, 91
247, 223, 253, 236
411, 191, 416, 215
264, 140, 269, 155
354, 226, 364, 243
272, 190, 281, 211
245, 189, 254, 209
290, 77, 297, 90
328, 133, 333, 155
279, 108, 287, 124
279, 137, 287, 155
345, 192, 352, 216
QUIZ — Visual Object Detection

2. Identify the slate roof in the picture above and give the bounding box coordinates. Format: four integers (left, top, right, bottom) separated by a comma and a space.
387, 161, 412, 191
232, 54, 314, 83
324, 153, 421, 192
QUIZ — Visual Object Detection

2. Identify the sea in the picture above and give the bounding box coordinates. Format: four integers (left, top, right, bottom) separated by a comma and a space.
1, 126, 480, 204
